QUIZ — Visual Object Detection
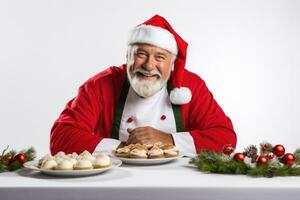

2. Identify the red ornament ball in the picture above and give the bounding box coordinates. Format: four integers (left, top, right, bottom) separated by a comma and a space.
262, 143, 270, 151
6, 154, 14, 162
15, 153, 27, 164
2, 153, 14, 165
272, 144, 285, 157
266, 153, 274, 159
234, 153, 245, 161
256, 155, 268, 165
223, 144, 235, 155
282, 153, 296, 165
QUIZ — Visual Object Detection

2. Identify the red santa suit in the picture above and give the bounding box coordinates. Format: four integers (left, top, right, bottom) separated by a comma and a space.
50, 65, 236, 155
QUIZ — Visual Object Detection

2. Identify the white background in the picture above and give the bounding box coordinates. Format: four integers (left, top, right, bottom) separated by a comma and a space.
0, 0, 299, 157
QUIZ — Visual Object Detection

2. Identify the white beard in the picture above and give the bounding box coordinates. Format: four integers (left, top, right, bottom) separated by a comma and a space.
128, 73, 165, 98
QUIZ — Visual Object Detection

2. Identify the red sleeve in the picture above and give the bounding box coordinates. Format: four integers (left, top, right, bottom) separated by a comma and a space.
186, 75, 237, 153
50, 79, 102, 155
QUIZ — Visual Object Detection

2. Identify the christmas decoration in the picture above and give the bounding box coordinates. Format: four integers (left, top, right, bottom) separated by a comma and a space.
282, 153, 296, 165
260, 142, 272, 155
272, 144, 285, 157
0, 146, 36, 173
256, 155, 268, 165
222, 144, 234, 155
267, 153, 274, 159
190, 142, 300, 177
244, 145, 257, 162
233, 153, 245, 161
15, 153, 27, 164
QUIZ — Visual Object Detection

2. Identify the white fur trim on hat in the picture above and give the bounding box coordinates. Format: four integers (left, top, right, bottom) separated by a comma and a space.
128, 25, 178, 55
169, 87, 192, 105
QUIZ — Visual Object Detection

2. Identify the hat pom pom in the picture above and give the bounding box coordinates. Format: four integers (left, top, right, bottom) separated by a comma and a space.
170, 87, 192, 105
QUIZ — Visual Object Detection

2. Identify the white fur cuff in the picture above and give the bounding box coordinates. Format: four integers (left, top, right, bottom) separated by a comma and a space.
170, 87, 192, 105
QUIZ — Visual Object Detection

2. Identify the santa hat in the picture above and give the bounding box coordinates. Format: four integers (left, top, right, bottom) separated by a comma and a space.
127, 15, 192, 105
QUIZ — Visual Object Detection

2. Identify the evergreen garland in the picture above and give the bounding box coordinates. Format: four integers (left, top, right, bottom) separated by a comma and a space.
191, 142, 300, 177
0, 146, 36, 173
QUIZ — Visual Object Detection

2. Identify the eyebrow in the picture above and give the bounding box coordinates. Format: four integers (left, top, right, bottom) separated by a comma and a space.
136, 48, 168, 57
156, 52, 167, 57
136, 48, 148, 53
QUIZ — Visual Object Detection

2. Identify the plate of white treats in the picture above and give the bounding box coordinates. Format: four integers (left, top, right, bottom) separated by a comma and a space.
24, 151, 122, 176
112, 143, 183, 165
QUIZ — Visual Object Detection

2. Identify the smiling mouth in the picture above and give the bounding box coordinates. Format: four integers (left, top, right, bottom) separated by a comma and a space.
136, 72, 160, 79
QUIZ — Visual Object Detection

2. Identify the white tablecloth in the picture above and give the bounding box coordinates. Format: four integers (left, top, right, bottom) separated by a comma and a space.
1, 158, 300, 200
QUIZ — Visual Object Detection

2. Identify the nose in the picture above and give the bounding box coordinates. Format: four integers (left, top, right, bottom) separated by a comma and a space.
142, 56, 156, 71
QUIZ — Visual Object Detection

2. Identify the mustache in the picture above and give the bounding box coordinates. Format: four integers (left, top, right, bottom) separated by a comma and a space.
132, 68, 162, 77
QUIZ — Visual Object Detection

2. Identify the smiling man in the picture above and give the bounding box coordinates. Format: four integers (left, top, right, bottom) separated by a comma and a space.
50, 15, 237, 156
125, 44, 175, 145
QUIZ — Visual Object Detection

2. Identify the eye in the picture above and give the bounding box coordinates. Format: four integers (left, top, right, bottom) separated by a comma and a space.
156, 55, 165, 61
136, 52, 147, 58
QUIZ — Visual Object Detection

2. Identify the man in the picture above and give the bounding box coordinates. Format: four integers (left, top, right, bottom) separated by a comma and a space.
50, 15, 237, 156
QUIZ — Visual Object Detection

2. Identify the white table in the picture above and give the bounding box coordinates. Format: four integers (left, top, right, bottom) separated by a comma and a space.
1, 158, 300, 200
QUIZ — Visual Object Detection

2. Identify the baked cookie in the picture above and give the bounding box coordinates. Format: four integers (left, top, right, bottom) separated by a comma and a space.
115, 146, 130, 158
55, 159, 73, 170
77, 150, 95, 162
40, 159, 57, 170
93, 154, 112, 168
38, 153, 54, 168
73, 159, 93, 170
129, 144, 148, 159
161, 144, 179, 158
148, 145, 164, 159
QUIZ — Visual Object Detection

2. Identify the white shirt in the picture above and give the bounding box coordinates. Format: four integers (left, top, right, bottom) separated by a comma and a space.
95, 86, 196, 156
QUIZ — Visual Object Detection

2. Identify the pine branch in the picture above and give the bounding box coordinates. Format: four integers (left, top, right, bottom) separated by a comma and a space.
191, 143, 300, 177
23, 147, 36, 161
294, 148, 300, 164
0, 163, 7, 173
0, 146, 36, 173
191, 151, 249, 175
259, 142, 273, 155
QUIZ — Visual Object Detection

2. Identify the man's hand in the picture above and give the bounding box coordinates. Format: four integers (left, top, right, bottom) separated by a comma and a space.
126, 126, 174, 145
117, 142, 127, 149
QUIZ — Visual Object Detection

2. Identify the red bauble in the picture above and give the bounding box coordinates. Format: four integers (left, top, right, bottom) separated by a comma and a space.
2, 153, 14, 165
262, 143, 270, 151
15, 153, 27, 164
266, 153, 274, 159
272, 144, 285, 157
7, 154, 14, 164
234, 153, 245, 161
282, 153, 296, 165
256, 155, 268, 165
223, 144, 235, 155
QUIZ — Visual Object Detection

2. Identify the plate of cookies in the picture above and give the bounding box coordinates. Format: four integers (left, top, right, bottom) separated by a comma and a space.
23, 150, 122, 176
112, 143, 183, 165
